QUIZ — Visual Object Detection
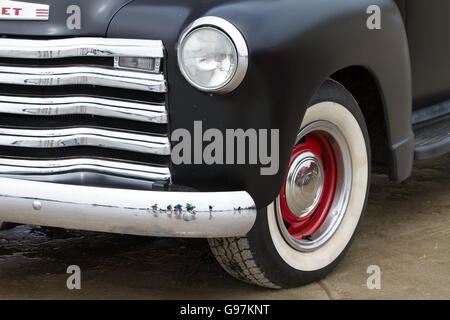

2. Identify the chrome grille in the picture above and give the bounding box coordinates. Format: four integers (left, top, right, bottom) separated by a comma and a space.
0, 37, 170, 187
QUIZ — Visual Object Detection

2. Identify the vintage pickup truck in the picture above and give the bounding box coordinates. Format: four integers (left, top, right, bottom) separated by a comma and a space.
0, 0, 447, 289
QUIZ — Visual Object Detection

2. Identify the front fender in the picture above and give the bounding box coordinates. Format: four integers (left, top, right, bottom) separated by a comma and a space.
108, 0, 413, 208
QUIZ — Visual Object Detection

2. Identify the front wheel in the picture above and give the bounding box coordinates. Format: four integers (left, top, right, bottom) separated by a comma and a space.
209, 79, 371, 288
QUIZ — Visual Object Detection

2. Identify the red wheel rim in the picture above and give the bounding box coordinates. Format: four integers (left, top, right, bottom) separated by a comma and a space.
279, 132, 337, 240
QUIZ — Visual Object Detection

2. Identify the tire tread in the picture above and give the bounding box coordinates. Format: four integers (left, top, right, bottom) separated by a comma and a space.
208, 237, 281, 289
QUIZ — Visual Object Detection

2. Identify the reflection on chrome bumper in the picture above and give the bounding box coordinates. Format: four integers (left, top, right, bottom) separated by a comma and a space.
0, 177, 257, 238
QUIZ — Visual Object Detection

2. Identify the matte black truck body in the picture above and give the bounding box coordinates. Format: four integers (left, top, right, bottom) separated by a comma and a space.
0, 0, 418, 208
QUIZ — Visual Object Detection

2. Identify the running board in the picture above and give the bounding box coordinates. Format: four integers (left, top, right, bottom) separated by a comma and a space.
413, 104, 450, 160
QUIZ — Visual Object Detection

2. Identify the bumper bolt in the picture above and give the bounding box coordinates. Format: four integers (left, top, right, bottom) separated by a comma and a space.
32, 200, 42, 211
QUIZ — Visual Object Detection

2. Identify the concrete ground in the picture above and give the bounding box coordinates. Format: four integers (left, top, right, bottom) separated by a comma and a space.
0, 154, 449, 300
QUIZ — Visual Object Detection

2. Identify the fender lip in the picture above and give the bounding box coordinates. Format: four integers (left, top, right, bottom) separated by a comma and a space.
389, 132, 414, 182
0, 177, 257, 238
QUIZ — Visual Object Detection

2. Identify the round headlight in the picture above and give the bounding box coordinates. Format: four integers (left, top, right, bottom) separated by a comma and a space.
177, 17, 248, 93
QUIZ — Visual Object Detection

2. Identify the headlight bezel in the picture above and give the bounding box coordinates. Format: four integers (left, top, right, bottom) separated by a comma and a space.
177, 16, 249, 94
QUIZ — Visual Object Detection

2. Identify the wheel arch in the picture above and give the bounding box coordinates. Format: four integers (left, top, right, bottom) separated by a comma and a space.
329, 63, 413, 181
331, 66, 390, 173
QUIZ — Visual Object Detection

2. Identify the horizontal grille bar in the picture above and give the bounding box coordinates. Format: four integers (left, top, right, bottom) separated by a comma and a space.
0, 127, 170, 155
0, 95, 167, 123
0, 38, 164, 59
0, 65, 166, 92
0, 157, 170, 182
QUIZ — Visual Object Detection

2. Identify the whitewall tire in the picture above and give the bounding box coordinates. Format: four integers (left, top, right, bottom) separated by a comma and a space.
209, 79, 371, 288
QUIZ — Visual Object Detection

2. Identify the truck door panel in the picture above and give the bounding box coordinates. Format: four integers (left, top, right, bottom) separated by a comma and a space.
406, 0, 450, 109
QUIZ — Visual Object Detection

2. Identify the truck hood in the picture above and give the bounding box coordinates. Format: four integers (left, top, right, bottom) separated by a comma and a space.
0, 0, 133, 37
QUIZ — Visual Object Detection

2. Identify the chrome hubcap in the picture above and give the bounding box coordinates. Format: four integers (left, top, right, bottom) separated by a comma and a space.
285, 152, 324, 218
276, 121, 352, 252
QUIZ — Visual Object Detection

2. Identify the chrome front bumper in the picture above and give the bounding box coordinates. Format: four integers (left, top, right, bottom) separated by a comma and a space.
0, 177, 257, 238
